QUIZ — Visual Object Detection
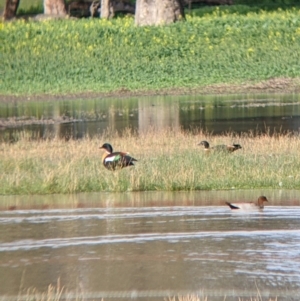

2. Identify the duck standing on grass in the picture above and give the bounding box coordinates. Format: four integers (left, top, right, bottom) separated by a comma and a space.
100, 143, 137, 171
198, 140, 242, 153
225, 196, 269, 211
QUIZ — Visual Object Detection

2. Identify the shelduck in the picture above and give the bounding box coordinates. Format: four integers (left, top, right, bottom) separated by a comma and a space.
100, 143, 137, 171
198, 140, 242, 153
225, 196, 269, 211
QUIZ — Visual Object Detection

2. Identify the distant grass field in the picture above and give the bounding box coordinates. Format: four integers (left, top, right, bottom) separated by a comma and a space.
1, 4, 300, 96
1, 129, 300, 195
0, 0, 42, 14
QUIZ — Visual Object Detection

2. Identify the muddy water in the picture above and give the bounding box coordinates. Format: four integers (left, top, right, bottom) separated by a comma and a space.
1, 190, 300, 300
1, 94, 300, 141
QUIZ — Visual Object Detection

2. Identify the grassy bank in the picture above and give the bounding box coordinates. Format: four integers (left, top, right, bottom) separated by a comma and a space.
1, 129, 300, 195
1, 6, 300, 96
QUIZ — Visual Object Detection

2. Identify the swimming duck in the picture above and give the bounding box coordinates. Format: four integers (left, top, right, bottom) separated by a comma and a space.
225, 196, 269, 211
100, 143, 137, 171
198, 140, 242, 153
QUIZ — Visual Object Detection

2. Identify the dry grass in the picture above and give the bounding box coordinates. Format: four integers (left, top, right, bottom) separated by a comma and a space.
166, 295, 207, 301
238, 299, 277, 301
16, 278, 97, 301
1, 128, 300, 194
21, 281, 64, 301
13, 277, 278, 301
18, 278, 65, 301
167, 297, 277, 301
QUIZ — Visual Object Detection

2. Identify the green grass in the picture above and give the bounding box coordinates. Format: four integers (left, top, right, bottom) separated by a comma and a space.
0, 0, 43, 14
1, 6, 300, 95
1, 129, 300, 195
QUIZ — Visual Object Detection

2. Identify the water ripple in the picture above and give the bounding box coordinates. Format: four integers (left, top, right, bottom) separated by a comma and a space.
1, 229, 300, 252
1, 206, 300, 224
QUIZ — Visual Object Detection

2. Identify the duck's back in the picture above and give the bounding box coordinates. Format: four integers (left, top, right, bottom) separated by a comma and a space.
226, 202, 260, 211
103, 152, 136, 170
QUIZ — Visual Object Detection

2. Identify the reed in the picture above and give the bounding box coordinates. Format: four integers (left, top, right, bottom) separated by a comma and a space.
1, 128, 300, 195
167, 297, 277, 301
13, 277, 279, 301
13, 276, 277, 301
166, 296, 207, 301
16, 278, 91, 301
239, 297, 277, 301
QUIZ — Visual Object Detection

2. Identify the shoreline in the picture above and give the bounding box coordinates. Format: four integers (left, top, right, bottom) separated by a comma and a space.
1, 77, 300, 103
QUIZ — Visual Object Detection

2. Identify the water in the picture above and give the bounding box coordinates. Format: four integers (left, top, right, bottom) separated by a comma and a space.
1, 94, 300, 300
1, 190, 300, 300
1, 94, 300, 141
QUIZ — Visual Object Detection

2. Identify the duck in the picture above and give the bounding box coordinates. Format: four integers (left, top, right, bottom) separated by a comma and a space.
100, 143, 137, 171
198, 140, 242, 153
225, 196, 269, 211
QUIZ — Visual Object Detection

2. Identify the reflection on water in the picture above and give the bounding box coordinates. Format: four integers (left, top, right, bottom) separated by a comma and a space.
1, 190, 300, 300
1, 189, 300, 210
1, 94, 300, 141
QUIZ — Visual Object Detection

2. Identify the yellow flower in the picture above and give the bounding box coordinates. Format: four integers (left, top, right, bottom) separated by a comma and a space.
189, 35, 195, 42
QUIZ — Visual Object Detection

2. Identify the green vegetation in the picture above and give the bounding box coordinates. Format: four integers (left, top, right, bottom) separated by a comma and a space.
0, 0, 42, 15
1, 5, 300, 96
1, 129, 300, 195
17, 2, 43, 16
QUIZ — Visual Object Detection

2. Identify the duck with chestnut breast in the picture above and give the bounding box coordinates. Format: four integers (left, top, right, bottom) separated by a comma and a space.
225, 196, 269, 211
100, 143, 137, 171
198, 140, 242, 153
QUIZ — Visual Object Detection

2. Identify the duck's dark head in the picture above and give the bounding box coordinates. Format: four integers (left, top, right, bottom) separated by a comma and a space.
100, 143, 113, 154
198, 140, 210, 149
233, 144, 242, 150
257, 196, 268, 208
